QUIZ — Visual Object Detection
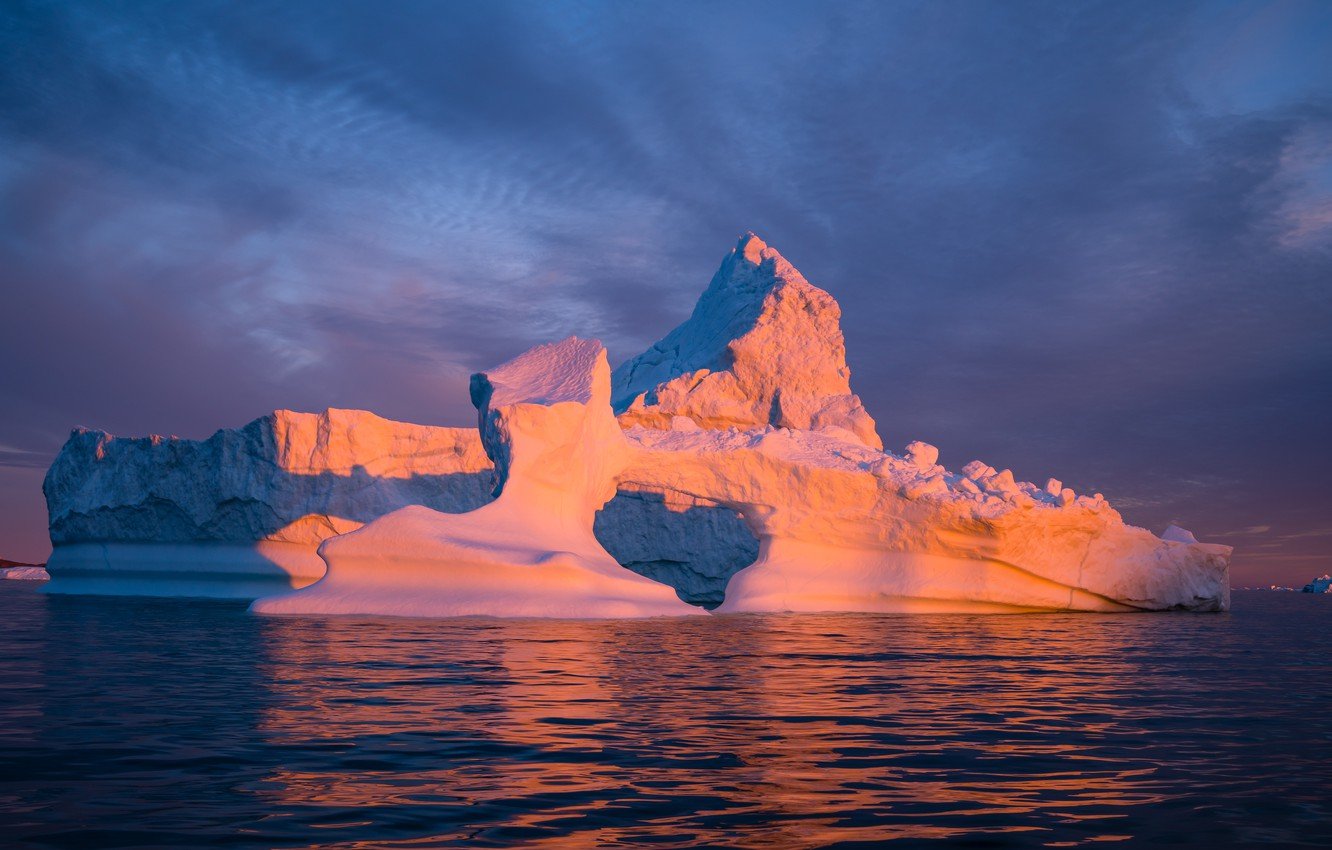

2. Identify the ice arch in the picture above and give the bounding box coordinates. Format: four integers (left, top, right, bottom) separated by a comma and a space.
595, 489, 759, 608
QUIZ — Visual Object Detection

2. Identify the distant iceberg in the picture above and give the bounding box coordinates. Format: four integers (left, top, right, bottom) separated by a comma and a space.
1, 565, 49, 581
43, 233, 1231, 615
1302, 575, 1332, 594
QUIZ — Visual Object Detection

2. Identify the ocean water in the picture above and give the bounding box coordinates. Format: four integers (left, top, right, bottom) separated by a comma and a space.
1, 585, 1329, 849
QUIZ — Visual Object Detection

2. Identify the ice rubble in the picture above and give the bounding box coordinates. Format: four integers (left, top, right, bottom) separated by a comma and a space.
43, 233, 1231, 614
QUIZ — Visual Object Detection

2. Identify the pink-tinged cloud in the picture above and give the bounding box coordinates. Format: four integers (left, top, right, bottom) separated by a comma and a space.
1, 0, 1331, 585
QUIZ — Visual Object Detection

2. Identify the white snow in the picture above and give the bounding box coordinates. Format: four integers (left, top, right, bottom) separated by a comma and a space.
620, 427, 1229, 613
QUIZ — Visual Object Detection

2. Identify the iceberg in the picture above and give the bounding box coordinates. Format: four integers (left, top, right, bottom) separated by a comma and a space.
1302, 575, 1332, 594
43, 233, 1232, 614
0, 564, 49, 581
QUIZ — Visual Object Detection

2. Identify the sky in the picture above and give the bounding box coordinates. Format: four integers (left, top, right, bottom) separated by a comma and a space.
1, 0, 1330, 586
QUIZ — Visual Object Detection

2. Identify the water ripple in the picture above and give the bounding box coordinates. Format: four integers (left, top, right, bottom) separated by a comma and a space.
1, 587, 1329, 847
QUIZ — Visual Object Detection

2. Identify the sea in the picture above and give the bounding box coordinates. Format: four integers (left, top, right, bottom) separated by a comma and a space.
1, 585, 1328, 848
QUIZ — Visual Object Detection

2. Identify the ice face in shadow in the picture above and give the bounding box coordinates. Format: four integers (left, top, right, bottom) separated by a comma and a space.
251, 338, 703, 619
594, 490, 759, 608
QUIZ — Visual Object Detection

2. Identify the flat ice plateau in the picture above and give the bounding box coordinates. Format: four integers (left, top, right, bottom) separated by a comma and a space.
43, 233, 1231, 615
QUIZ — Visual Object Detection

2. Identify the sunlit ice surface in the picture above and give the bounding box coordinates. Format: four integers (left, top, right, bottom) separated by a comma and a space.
1, 586, 1328, 848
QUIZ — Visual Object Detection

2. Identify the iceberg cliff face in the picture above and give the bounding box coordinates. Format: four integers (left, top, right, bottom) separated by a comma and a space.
613, 233, 882, 449
44, 233, 1232, 614
43, 409, 494, 596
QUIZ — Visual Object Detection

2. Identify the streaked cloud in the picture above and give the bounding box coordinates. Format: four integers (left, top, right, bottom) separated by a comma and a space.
1, 0, 1329, 583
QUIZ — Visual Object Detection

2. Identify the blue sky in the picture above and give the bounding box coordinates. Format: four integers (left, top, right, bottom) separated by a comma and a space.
2, 0, 1330, 584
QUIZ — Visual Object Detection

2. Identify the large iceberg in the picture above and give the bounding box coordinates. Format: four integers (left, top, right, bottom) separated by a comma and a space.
42, 233, 1231, 614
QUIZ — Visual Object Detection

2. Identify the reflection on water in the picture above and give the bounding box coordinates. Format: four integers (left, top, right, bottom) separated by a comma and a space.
1, 586, 1330, 848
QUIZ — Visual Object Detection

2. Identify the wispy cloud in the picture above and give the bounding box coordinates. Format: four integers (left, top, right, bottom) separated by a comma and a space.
1, 0, 1330, 571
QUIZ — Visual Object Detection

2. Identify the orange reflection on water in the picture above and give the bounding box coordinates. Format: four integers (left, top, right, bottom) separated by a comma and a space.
251, 612, 1225, 847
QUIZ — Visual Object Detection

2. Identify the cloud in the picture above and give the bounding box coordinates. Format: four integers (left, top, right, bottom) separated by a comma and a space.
0, 0, 1330, 577
1278, 527, 1332, 541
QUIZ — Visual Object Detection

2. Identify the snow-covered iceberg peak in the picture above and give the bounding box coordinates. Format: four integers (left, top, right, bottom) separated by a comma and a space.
613, 232, 882, 449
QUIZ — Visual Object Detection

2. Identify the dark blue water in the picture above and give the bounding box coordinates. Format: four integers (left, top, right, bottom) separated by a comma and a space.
1, 585, 1329, 848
